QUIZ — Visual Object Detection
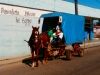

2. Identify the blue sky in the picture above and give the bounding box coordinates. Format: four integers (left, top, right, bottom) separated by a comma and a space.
66, 0, 100, 9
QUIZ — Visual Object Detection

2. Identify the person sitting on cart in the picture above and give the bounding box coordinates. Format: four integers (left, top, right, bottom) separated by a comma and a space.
47, 28, 54, 42
51, 22, 63, 44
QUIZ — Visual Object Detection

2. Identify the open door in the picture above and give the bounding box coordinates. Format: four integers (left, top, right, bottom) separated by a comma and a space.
85, 17, 94, 40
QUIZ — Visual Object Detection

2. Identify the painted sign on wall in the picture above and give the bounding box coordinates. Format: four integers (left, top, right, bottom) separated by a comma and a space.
0, 4, 51, 17
0, 4, 51, 26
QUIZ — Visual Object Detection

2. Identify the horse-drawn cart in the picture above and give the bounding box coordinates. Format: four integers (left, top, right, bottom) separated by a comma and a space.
39, 12, 85, 60
27, 12, 91, 68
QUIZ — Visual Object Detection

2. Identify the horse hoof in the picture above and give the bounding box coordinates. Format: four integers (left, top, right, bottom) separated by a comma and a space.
45, 60, 48, 63
31, 63, 34, 69
42, 60, 45, 65
31, 67, 34, 69
36, 62, 39, 67
31, 66, 34, 69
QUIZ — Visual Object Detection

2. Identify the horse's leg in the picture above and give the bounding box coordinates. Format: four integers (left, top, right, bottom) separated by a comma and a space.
31, 50, 34, 68
35, 49, 39, 67
41, 48, 45, 65
41, 48, 48, 65
44, 48, 48, 63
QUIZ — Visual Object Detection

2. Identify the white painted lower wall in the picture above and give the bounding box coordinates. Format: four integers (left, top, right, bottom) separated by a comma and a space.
0, 4, 52, 60
0, 15, 41, 60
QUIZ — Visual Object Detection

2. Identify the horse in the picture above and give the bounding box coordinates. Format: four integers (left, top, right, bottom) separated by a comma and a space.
28, 26, 50, 69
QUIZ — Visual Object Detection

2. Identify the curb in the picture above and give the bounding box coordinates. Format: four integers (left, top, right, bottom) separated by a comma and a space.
0, 60, 22, 66
81, 42, 100, 49
0, 55, 31, 66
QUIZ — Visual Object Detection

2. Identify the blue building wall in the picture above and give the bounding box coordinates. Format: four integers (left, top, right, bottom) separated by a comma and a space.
0, 0, 75, 60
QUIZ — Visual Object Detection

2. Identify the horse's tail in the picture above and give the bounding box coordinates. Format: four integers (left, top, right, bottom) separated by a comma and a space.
24, 40, 28, 43
24, 40, 30, 46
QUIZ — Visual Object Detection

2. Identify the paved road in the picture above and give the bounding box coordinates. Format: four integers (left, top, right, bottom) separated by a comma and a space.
0, 46, 100, 75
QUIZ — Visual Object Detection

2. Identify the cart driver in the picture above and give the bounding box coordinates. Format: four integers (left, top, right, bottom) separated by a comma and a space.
51, 22, 63, 43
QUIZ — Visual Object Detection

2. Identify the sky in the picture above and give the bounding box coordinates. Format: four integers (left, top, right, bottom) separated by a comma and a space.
66, 0, 100, 9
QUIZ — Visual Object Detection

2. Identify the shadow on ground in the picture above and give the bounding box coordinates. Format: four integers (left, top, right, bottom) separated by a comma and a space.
22, 56, 54, 67
22, 57, 32, 67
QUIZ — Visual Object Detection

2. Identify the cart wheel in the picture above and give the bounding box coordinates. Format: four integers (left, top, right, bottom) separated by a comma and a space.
78, 47, 84, 57
66, 50, 72, 60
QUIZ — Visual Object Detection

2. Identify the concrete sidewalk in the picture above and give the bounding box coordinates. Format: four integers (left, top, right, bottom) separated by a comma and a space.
0, 55, 31, 66
83, 38, 100, 48
0, 38, 100, 66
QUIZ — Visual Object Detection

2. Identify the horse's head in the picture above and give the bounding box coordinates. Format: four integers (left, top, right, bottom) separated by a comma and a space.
32, 26, 40, 43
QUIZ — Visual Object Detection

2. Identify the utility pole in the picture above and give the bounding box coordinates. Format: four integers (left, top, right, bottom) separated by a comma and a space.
74, 0, 78, 15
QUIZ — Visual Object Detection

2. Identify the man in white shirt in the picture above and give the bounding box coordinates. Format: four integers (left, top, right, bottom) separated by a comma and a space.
51, 22, 63, 43
53, 30, 63, 40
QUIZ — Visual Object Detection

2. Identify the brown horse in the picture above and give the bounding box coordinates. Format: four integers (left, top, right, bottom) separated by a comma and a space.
28, 26, 50, 68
